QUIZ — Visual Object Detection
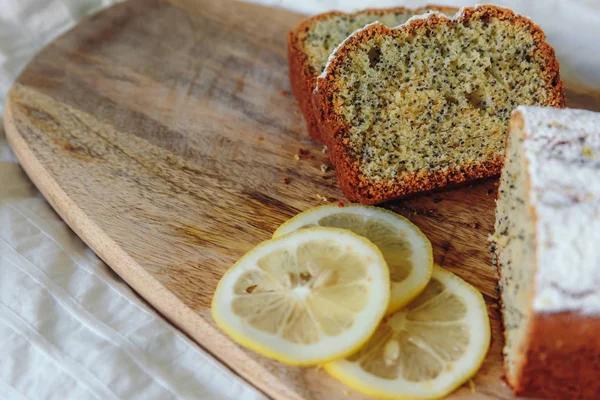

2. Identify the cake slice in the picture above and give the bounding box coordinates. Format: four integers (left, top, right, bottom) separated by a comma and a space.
287, 6, 457, 142
314, 6, 565, 204
493, 106, 600, 399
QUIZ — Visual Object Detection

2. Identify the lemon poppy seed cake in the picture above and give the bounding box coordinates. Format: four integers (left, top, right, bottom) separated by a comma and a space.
493, 106, 600, 399
315, 6, 565, 204
287, 6, 457, 142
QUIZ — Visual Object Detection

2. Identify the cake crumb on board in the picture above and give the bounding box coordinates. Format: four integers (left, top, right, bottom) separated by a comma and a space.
469, 379, 476, 393
316, 194, 337, 203
468, 222, 480, 230
295, 148, 313, 160
316, 194, 329, 202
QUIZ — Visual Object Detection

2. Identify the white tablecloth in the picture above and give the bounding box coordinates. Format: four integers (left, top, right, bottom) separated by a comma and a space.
1, 0, 599, 399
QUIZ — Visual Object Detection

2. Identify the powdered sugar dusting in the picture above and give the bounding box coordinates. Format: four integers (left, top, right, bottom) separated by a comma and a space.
315, 21, 382, 93
453, 6, 467, 20
517, 106, 600, 315
397, 10, 447, 28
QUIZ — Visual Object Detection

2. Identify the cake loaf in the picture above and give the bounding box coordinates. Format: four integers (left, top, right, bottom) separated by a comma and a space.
287, 6, 457, 142
493, 106, 600, 399
314, 5, 565, 204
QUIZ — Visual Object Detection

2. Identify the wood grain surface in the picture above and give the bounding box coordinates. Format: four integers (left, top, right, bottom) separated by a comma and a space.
4, 0, 600, 399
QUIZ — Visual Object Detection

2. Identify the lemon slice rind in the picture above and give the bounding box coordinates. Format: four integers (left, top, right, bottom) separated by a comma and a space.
274, 205, 433, 314
324, 266, 490, 400
212, 227, 391, 366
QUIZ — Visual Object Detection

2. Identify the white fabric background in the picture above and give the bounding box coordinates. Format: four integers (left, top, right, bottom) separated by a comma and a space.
0, 0, 599, 399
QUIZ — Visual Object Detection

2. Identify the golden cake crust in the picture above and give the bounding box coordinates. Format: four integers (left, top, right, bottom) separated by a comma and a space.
287, 6, 458, 143
313, 6, 565, 204
515, 312, 600, 399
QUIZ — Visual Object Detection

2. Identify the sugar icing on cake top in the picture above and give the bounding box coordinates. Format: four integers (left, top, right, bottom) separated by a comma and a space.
400, 10, 447, 26
517, 106, 600, 314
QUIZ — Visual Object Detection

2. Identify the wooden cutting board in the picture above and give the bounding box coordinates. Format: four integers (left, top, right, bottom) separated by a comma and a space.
4, 0, 599, 398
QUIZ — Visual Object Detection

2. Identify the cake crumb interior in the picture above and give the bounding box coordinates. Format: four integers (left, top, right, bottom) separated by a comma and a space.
333, 18, 548, 182
494, 119, 536, 384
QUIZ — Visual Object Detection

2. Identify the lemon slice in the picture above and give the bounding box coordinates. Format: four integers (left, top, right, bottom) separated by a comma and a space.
324, 266, 490, 400
212, 227, 390, 366
274, 205, 433, 314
